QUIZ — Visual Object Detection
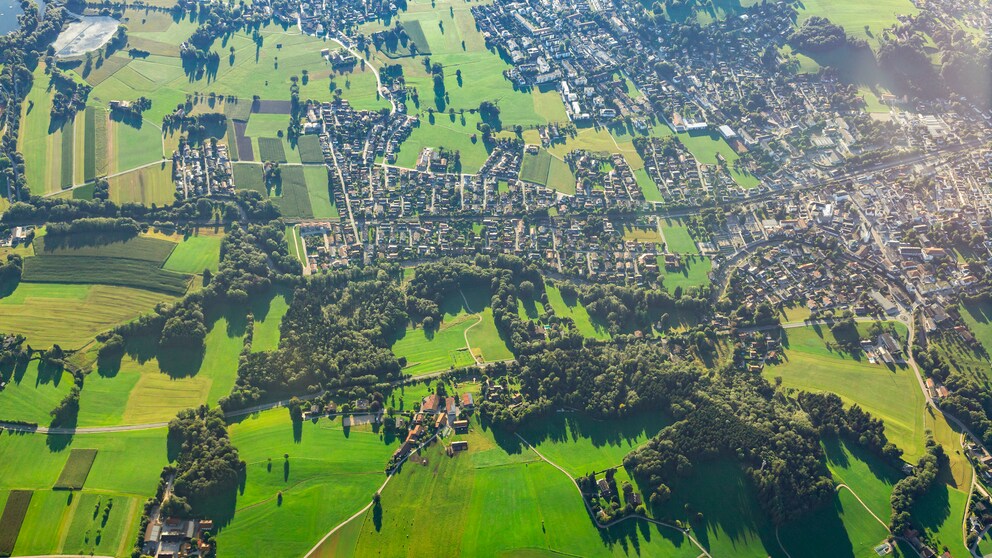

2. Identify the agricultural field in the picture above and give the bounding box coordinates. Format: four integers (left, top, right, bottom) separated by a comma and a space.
622, 225, 663, 243
761, 323, 926, 460
107, 163, 176, 206
662, 255, 712, 292
19, 63, 69, 195
297, 135, 325, 164
35, 233, 177, 262
302, 165, 339, 219
518, 147, 552, 186
214, 409, 399, 557
250, 287, 292, 352
22, 256, 191, 295
317, 414, 701, 558
0, 490, 32, 557
794, 0, 918, 49
0, 283, 177, 348
0, 428, 169, 557
634, 168, 664, 202
53, 449, 99, 490
392, 113, 491, 174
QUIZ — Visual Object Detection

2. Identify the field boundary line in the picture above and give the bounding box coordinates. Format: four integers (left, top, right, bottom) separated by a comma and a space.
514, 432, 713, 558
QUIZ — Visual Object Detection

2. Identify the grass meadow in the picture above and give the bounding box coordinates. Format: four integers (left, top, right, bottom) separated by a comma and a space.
215, 409, 399, 557
660, 218, 698, 253
317, 413, 701, 558
162, 233, 223, 274
761, 323, 925, 460
662, 255, 712, 292
107, 162, 176, 206
0, 360, 74, 425
545, 283, 611, 340
391, 313, 477, 376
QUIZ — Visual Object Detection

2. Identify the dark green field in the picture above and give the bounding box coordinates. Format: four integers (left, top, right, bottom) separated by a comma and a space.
297, 135, 324, 164
53, 449, 98, 490
36, 234, 177, 263
400, 20, 432, 54
275, 166, 314, 219
258, 137, 287, 163
60, 119, 74, 189
233, 162, 266, 193
0, 490, 32, 557
22, 256, 191, 295
83, 108, 96, 181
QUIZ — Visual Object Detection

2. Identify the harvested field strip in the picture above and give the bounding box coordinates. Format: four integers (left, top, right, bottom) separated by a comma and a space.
36, 234, 177, 263
83, 108, 96, 181
226, 119, 240, 160
22, 256, 191, 296
224, 100, 254, 122
60, 119, 74, 189
234, 121, 253, 161
0, 490, 32, 556
93, 109, 109, 176
298, 135, 324, 164
258, 137, 287, 162
276, 166, 315, 219
53, 449, 98, 490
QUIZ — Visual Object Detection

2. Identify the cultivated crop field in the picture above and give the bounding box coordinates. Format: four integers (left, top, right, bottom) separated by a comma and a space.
53, 449, 99, 490
0, 283, 176, 348
0, 490, 32, 557
35, 233, 177, 262
22, 256, 191, 295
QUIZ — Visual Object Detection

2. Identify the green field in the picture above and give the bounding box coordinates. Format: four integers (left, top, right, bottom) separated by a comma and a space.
0, 359, 76, 424
0, 283, 175, 348
19, 64, 65, 195
519, 148, 552, 186
392, 114, 490, 174
391, 313, 477, 376
162, 233, 223, 274
215, 409, 399, 557
22, 256, 191, 296
257, 137, 288, 163
663, 256, 712, 292
794, 0, 918, 49
286, 225, 305, 265
318, 414, 700, 558
0, 427, 169, 557
107, 163, 176, 207
634, 168, 664, 202
762, 323, 925, 460
35, 234, 177, 263
297, 135, 324, 164
518, 412, 670, 476
302, 165, 339, 219
250, 287, 292, 352
660, 218, 698, 253
53, 449, 99, 490
545, 284, 611, 340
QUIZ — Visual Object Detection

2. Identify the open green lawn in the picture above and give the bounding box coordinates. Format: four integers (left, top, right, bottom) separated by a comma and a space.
517, 412, 670, 476
392, 114, 491, 174
0, 360, 74, 425
20, 63, 67, 195
317, 413, 700, 558
912, 481, 970, 558
162, 233, 223, 274
663, 255, 712, 292
795, 0, 918, 49
544, 283, 611, 340
0, 283, 176, 348
762, 323, 925, 460
391, 314, 477, 376
649, 459, 784, 557
466, 308, 513, 362
360, 0, 566, 127
250, 287, 292, 353
215, 409, 399, 557
634, 168, 663, 202
660, 218, 699, 254
302, 165, 339, 219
